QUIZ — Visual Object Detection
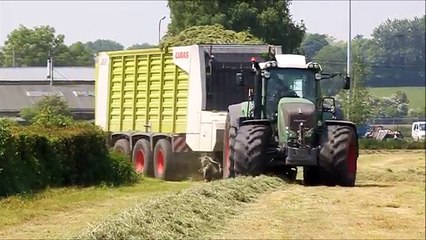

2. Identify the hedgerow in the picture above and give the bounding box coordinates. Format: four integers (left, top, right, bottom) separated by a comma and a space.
0, 122, 138, 197
359, 139, 425, 149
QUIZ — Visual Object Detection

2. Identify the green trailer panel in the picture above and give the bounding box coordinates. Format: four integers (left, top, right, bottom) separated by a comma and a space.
106, 49, 188, 133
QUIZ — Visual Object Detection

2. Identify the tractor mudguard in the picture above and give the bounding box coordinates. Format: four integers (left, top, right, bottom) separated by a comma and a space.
240, 119, 271, 126
325, 120, 357, 131
324, 120, 359, 157
228, 103, 243, 130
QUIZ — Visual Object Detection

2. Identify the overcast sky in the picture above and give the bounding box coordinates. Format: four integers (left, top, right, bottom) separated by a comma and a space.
0, 0, 425, 48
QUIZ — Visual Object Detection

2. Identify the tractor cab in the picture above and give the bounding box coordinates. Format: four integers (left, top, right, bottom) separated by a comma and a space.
225, 52, 358, 187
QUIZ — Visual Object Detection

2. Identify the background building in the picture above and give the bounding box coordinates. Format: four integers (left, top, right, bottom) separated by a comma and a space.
0, 67, 95, 120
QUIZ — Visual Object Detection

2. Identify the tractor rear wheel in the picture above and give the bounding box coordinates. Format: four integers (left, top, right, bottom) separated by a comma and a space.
223, 114, 237, 178
233, 124, 272, 176
319, 125, 358, 187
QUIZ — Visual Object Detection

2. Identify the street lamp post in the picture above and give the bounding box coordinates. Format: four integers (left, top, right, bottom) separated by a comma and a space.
158, 16, 166, 43
347, 0, 352, 119
347, 0, 352, 77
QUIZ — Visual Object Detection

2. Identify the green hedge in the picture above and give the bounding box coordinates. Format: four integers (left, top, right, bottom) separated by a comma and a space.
359, 139, 426, 149
0, 123, 137, 197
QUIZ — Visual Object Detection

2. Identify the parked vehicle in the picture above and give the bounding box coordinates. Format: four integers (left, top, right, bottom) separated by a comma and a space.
412, 121, 426, 141
364, 125, 404, 140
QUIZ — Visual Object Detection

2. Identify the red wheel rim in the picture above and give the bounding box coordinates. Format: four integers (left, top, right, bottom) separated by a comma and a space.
347, 139, 357, 174
135, 150, 145, 173
156, 150, 165, 176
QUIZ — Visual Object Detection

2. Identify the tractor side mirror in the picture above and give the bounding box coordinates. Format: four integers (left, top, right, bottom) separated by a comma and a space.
236, 72, 244, 86
344, 76, 351, 89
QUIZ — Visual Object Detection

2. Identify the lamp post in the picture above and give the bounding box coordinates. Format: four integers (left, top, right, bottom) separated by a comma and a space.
347, 0, 352, 77
347, 0, 352, 120
158, 16, 166, 43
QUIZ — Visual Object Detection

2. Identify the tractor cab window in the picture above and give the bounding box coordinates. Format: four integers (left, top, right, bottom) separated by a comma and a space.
264, 68, 316, 119
419, 124, 426, 131
265, 68, 316, 100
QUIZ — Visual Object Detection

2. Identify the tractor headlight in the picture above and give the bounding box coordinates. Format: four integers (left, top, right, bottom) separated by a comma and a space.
263, 71, 271, 79
307, 62, 323, 72
265, 61, 277, 68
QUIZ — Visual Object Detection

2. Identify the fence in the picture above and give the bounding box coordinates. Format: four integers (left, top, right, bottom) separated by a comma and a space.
367, 117, 425, 126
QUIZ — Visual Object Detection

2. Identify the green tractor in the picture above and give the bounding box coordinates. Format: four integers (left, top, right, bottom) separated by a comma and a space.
223, 54, 358, 187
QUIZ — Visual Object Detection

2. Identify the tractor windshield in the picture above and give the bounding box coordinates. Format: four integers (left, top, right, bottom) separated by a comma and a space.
264, 68, 316, 119
266, 68, 316, 102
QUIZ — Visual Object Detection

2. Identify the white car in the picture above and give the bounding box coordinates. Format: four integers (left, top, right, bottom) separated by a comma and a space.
411, 121, 426, 141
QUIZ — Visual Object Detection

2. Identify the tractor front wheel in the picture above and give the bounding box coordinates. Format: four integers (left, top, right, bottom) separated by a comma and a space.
320, 125, 358, 187
233, 124, 272, 176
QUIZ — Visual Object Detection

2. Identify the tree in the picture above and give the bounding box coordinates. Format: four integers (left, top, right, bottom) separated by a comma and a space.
69, 42, 95, 66
20, 95, 74, 127
301, 33, 329, 61
336, 44, 373, 124
127, 43, 156, 50
0, 49, 4, 66
84, 39, 124, 53
167, 0, 306, 53
371, 91, 410, 118
160, 24, 263, 49
369, 15, 425, 87
313, 41, 346, 74
1, 25, 71, 67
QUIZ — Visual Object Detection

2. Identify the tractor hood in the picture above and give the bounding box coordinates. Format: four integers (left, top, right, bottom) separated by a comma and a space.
277, 98, 316, 143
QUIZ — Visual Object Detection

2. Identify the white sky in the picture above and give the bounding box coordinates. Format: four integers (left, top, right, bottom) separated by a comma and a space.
0, 0, 425, 48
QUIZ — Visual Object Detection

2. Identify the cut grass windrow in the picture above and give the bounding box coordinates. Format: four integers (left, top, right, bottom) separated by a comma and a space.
76, 176, 285, 240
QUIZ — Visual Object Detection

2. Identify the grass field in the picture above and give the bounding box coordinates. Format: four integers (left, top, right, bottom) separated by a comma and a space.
0, 178, 198, 239
212, 150, 425, 239
0, 150, 424, 239
369, 87, 426, 110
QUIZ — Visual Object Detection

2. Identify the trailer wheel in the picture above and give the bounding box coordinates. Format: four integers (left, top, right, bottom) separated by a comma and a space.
319, 125, 358, 187
113, 139, 131, 156
153, 139, 173, 180
132, 139, 154, 176
223, 114, 237, 178
233, 124, 271, 176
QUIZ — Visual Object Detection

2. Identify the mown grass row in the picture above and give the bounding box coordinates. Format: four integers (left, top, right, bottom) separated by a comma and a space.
76, 176, 285, 240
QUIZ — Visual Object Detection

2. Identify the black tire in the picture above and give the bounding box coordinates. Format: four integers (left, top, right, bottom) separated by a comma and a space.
303, 166, 320, 186
113, 139, 131, 156
233, 124, 272, 176
222, 114, 237, 178
132, 139, 154, 176
153, 139, 173, 180
319, 125, 358, 187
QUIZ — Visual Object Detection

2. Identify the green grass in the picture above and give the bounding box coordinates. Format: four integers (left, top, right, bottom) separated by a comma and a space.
369, 87, 426, 110
212, 150, 425, 240
0, 178, 197, 239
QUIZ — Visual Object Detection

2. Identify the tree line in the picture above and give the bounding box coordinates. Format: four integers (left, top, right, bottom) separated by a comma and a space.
304, 16, 425, 87
0, 25, 155, 67
0, 1, 423, 88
